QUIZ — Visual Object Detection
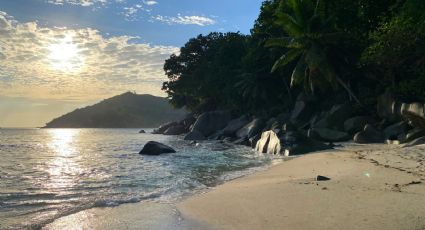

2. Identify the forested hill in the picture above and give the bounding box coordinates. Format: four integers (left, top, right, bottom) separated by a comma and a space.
44, 92, 187, 128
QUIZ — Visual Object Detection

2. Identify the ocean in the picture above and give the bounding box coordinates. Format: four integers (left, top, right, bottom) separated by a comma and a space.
0, 128, 273, 229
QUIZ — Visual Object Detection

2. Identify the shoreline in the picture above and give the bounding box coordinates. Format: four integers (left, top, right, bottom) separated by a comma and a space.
43, 143, 425, 230
178, 144, 425, 230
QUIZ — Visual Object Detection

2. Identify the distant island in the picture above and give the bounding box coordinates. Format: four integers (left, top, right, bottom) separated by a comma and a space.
44, 92, 187, 128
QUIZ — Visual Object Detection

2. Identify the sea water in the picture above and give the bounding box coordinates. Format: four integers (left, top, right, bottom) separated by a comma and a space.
0, 128, 273, 229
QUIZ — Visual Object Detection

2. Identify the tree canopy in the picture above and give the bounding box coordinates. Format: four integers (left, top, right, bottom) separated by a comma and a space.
162, 0, 425, 115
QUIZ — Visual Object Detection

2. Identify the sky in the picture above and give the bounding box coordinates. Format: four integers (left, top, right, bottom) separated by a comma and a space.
0, 0, 264, 127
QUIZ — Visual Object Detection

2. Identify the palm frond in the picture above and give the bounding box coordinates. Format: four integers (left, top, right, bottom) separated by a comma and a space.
265, 37, 303, 49
271, 49, 303, 73
275, 12, 303, 36
290, 56, 307, 87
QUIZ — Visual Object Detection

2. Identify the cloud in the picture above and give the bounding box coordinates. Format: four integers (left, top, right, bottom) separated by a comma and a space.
0, 11, 179, 101
153, 14, 216, 26
46, 0, 107, 6
144, 0, 158, 6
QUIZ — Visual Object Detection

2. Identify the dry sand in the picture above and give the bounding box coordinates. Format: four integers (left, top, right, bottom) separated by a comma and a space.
178, 144, 425, 230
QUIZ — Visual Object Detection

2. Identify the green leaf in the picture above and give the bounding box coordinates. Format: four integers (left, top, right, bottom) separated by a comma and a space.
271, 49, 302, 73
290, 57, 307, 87
275, 12, 303, 36
265, 37, 303, 49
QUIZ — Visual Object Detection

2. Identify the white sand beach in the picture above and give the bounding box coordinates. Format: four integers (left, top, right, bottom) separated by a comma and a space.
178, 144, 425, 230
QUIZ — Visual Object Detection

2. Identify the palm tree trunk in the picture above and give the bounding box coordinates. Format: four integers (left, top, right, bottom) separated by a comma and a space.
336, 76, 362, 106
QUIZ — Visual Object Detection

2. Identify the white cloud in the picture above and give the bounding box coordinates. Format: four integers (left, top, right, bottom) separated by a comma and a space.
0, 11, 179, 101
46, 0, 107, 6
144, 0, 158, 6
153, 14, 216, 26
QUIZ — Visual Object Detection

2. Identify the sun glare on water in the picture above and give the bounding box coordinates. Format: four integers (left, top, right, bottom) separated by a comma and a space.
47, 34, 85, 73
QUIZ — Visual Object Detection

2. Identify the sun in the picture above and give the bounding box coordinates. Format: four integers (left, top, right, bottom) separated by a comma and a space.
47, 34, 85, 73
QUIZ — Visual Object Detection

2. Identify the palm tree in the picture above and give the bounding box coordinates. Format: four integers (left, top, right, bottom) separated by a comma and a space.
266, 0, 361, 104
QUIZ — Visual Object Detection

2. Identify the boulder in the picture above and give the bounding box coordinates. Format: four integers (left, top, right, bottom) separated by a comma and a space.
249, 134, 261, 148
344, 116, 375, 134
139, 129, 146, 133
191, 111, 232, 137
383, 121, 410, 140
353, 125, 385, 144
255, 129, 331, 156
405, 128, 425, 142
180, 114, 197, 128
308, 128, 351, 142
208, 130, 225, 140
233, 137, 250, 146
401, 103, 425, 129
236, 118, 265, 139
403, 136, 425, 148
314, 104, 353, 130
139, 141, 176, 155
377, 90, 398, 122
290, 101, 315, 124
222, 115, 250, 136
184, 130, 206, 141
163, 124, 187, 135
152, 121, 178, 134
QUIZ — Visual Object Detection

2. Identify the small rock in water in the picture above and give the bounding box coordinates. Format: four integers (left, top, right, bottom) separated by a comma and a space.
139, 141, 176, 155
139, 130, 146, 133
316, 175, 331, 181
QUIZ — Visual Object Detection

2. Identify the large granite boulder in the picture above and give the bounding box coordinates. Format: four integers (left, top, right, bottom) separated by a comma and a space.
152, 121, 178, 134
163, 124, 187, 135
184, 130, 206, 141
308, 128, 351, 142
236, 118, 265, 139
255, 129, 331, 156
353, 125, 385, 144
344, 116, 375, 134
403, 136, 425, 147
191, 111, 232, 137
290, 96, 316, 124
377, 90, 399, 122
383, 121, 410, 140
222, 115, 250, 136
405, 128, 425, 142
179, 114, 197, 130
139, 141, 176, 155
401, 103, 425, 129
314, 104, 353, 130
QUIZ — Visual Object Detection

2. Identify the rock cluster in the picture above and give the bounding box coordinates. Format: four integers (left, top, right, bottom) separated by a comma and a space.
146, 91, 425, 156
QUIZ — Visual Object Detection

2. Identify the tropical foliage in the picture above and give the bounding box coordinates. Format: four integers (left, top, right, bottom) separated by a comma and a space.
162, 0, 425, 115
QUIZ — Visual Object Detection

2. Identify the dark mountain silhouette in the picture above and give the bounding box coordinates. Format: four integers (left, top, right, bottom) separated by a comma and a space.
44, 92, 186, 128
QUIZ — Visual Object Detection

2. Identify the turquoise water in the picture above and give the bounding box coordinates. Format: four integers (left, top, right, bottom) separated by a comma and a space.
0, 129, 272, 229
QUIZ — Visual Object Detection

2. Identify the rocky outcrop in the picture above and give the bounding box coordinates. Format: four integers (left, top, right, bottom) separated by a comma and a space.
139, 141, 176, 155
236, 118, 265, 139
344, 116, 375, 134
383, 121, 409, 140
152, 121, 178, 134
377, 90, 399, 122
405, 128, 425, 142
354, 125, 385, 144
163, 124, 187, 135
401, 103, 425, 129
308, 128, 351, 142
222, 115, 250, 136
255, 129, 331, 156
290, 94, 316, 125
313, 104, 353, 131
403, 136, 425, 147
191, 111, 232, 137
184, 130, 206, 141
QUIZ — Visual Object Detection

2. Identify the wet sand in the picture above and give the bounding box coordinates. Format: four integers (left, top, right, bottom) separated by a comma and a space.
178, 144, 425, 230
